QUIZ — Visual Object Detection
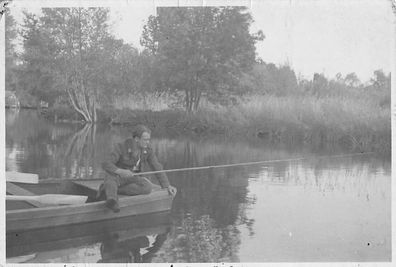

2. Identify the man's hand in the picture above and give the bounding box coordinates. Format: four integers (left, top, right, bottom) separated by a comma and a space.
115, 168, 134, 178
166, 185, 177, 197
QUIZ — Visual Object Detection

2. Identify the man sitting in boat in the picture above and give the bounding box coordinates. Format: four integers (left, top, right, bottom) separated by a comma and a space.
101, 124, 176, 212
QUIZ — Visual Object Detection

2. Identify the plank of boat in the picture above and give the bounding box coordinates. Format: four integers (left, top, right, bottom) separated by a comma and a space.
6, 179, 175, 233
17, 247, 81, 263
6, 171, 38, 184
72, 179, 162, 195
7, 194, 88, 205
6, 254, 36, 263
70, 180, 101, 193
6, 182, 45, 208
7, 190, 174, 232
6, 182, 88, 206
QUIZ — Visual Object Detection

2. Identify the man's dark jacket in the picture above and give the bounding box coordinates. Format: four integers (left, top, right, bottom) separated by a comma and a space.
102, 138, 170, 188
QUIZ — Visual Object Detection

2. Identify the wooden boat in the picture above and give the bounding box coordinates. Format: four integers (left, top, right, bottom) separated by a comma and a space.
6, 179, 175, 233
7, 212, 172, 260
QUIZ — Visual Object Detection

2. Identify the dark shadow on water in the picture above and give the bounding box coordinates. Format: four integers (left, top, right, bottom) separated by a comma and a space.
7, 212, 172, 263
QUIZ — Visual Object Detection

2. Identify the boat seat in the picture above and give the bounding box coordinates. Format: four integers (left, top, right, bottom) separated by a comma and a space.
6, 182, 46, 208
72, 180, 162, 199
72, 180, 127, 199
71, 180, 102, 192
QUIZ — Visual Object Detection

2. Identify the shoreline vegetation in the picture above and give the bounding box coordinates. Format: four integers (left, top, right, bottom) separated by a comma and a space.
39, 89, 390, 155
5, 7, 391, 155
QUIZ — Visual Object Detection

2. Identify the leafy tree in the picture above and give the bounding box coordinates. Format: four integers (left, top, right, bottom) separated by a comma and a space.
20, 8, 115, 122
19, 8, 154, 115
141, 7, 264, 112
335, 72, 343, 82
5, 11, 19, 92
369, 69, 391, 108
344, 72, 361, 87
371, 69, 390, 89
243, 62, 298, 95
313, 73, 329, 90
18, 11, 58, 106
43, 8, 113, 122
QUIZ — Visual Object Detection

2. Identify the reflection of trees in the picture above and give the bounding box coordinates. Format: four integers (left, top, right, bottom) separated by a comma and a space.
61, 123, 97, 179
6, 110, 75, 176
153, 215, 240, 262
47, 123, 113, 180
171, 153, 253, 227
6, 110, 106, 179
7, 112, 391, 262
39, 123, 110, 179
257, 157, 390, 202
151, 140, 263, 262
5, 109, 20, 126
6, 110, 55, 147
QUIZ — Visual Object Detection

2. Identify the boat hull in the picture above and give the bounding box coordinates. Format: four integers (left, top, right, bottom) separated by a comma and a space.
7, 212, 171, 259
6, 180, 175, 233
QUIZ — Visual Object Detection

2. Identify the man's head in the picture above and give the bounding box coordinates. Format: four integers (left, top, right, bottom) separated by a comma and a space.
132, 125, 151, 149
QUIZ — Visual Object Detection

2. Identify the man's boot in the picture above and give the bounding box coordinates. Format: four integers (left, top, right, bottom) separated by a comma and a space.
106, 198, 120, 213
103, 178, 121, 213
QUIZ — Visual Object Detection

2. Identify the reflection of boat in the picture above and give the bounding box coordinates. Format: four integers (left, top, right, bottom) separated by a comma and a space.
7, 211, 171, 261
7, 179, 175, 233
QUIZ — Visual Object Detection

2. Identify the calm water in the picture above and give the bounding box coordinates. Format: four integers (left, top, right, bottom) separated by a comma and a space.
6, 109, 391, 263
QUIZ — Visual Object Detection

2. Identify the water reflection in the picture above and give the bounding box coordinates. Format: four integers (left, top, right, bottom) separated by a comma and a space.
98, 228, 169, 263
62, 123, 97, 179
5, 110, 391, 262
237, 162, 391, 262
7, 212, 171, 263
152, 214, 241, 262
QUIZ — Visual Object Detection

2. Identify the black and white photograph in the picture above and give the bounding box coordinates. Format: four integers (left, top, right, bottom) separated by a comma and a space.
1, 0, 394, 264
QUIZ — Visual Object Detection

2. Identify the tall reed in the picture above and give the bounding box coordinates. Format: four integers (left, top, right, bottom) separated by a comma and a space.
105, 90, 390, 153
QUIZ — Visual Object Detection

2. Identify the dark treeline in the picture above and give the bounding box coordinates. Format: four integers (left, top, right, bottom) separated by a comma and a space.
5, 7, 391, 153
6, 7, 264, 118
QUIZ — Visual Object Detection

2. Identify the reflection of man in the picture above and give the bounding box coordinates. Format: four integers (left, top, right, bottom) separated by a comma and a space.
97, 230, 169, 263
141, 232, 168, 262
101, 125, 176, 212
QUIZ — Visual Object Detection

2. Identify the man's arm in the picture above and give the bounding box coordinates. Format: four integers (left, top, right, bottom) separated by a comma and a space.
102, 143, 135, 178
102, 143, 122, 174
147, 151, 170, 188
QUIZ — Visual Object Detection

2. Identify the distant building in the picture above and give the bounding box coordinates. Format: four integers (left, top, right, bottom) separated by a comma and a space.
5, 91, 20, 109
40, 100, 49, 109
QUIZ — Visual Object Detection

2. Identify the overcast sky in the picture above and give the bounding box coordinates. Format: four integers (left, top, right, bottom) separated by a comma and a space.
9, 0, 393, 82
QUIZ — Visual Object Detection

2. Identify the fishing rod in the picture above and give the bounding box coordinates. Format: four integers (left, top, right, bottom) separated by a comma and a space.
9, 151, 374, 184
125, 151, 374, 177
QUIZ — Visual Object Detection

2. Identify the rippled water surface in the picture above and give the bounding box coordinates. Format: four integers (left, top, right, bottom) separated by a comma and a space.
6, 110, 391, 263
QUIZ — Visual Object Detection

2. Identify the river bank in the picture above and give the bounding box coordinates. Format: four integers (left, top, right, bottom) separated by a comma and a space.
39, 93, 390, 155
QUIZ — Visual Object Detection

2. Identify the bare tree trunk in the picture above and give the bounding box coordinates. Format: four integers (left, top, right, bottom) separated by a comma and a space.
91, 96, 97, 122
77, 8, 91, 123
188, 83, 196, 113
80, 81, 92, 122
65, 123, 91, 157
194, 88, 201, 111
185, 89, 192, 113
64, 123, 96, 178
67, 87, 90, 122
191, 87, 197, 112
192, 74, 200, 112
89, 123, 97, 178
66, 8, 96, 123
